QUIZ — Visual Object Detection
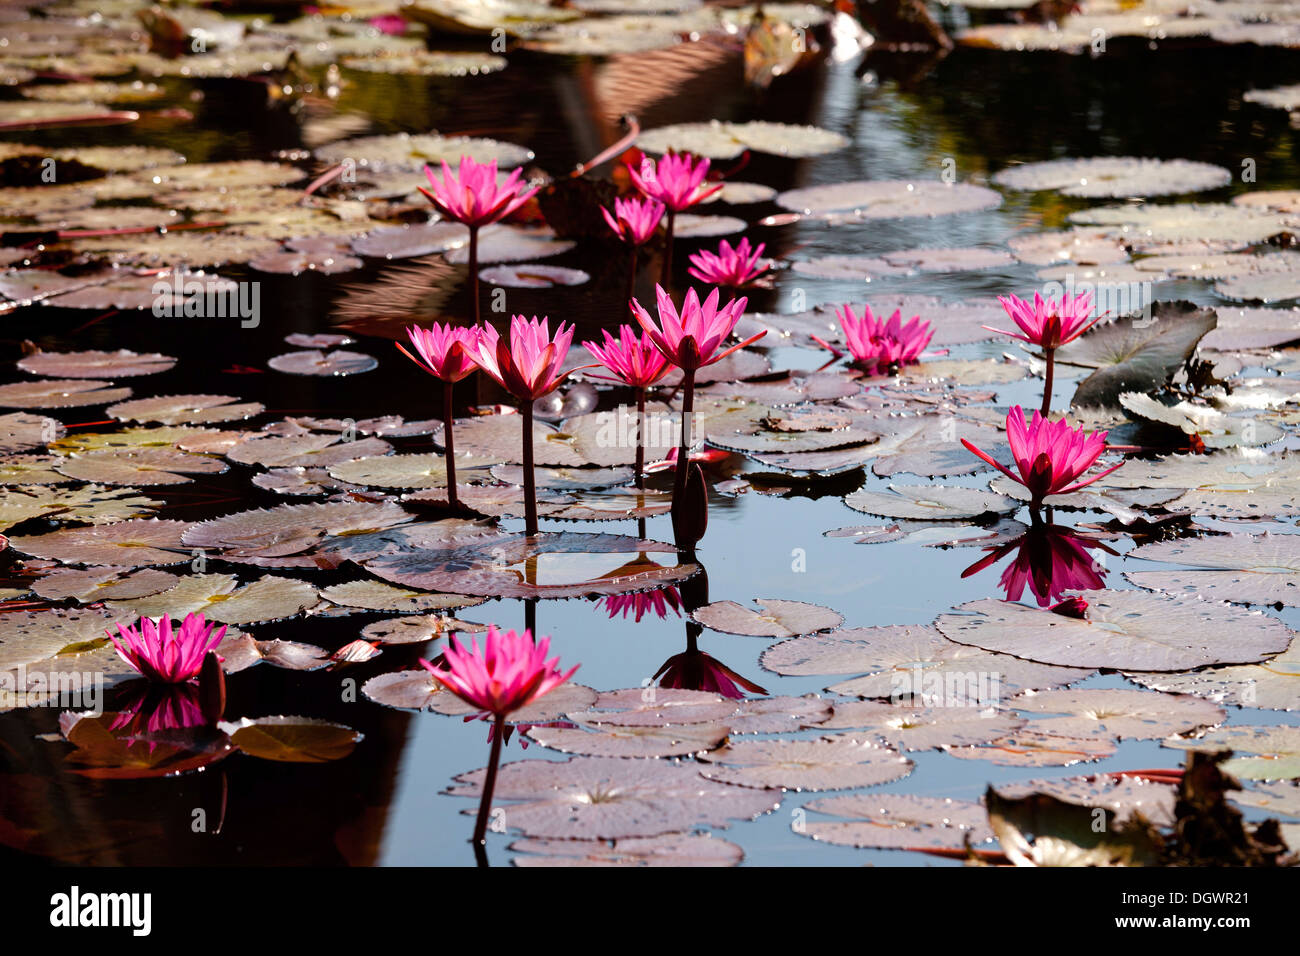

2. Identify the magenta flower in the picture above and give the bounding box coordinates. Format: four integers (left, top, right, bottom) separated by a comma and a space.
653, 649, 768, 700
688, 237, 770, 288
602, 587, 682, 622
419, 156, 537, 229
962, 406, 1124, 507
420, 626, 578, 718
399, 322, 481, 382
582, 325, 671, 389
470, 315, 581, 402
110, 683, 205, 739
962, 523, 1113, 607
815, 304, 933, 375
627, 151, 721, 212
631, 284, 761, 372
988, 290, 1098, 351
108, 613, 227, 685
601, 195, 665, 246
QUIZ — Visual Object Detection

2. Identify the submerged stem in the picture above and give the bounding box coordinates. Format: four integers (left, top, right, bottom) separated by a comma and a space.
1041, 347, 1055, 418
635, 387, 646, 489
661, 209, 675, 286
673, 367, 695, 503
469, 224, 480, 328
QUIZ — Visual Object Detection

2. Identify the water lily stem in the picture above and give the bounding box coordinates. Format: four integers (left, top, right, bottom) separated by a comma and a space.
661, 209, 675, 286
522, 401, 538, 535
673, 367, 695, 503
472, 714, 505, 853
628, 244, 638, 304
635, 387, 646, 488
469, 224, 480, 328
1041, 347, 1055, 418
443, 379, 458, 509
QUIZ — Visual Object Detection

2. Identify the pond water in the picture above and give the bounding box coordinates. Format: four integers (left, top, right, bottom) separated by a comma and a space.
3, 7, 1300, 868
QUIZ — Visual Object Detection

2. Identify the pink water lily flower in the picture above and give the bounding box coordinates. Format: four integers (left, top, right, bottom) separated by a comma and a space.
987, 290, 1098, 351
688, 237, 770, 287
815, 304, 933, 374
419, 156, 537, 229
398, 322, 481, 382
601, 195, 665, 245
962, 406, 1124, 506
108, 612, 227, 684
582, 324, 670, 389
470, 315, 581, 402
420, 625, 578, 717
631, 284, 761, 372
654, 649, 768, 700
627, 151, 722, 212
602, 587, 682, 622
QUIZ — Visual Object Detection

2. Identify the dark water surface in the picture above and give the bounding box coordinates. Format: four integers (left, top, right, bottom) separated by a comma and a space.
3, 26, 1300, 866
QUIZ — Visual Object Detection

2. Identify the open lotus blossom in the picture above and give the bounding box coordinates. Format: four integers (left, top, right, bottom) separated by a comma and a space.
962, 406, 1124, 507
654, 649, 768, 699
627, 151, 722, 212
602, 587, 682, 622
987, 290, 1098, 350
470, 315, 580, 402
987, 291, 1097, 415
688, 237, 770, 288
814, 304, 933, 375
420, 626, 578, 717
582, 325, 670, 389
627, 151, 721, 281
631, 285, 759, 372
469, 316, 593, 534
419, 156, 537, 229
108, 612, 227, 685
601, 195, 665, 246
962, 524, 1114, 608
398, 322, 481, 382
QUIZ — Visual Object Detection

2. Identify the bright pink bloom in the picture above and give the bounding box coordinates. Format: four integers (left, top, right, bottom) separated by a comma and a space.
110, 683, 205, 738
601, 195, 665, 245
602, 587, 682, 622
688, 237, 769, 287
627, 152, 722, 212
815, 304, 933, 374
108, 613, 227, 684
962, 406, 1124, 504
631, 284, 762, 371
419, 156, 538, 229
419, 625, 578, 717
469, 315, 588, 401
654, 649, 768, 700
987, 291, 1098, 350
582, 324, 671, 389
368, 13, 408, 34
644, 445, 731, 473
398, 322, 481, 382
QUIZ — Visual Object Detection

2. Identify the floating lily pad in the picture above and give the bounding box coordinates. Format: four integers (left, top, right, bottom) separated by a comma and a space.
845, 484, 1018, 520
216, 635, 329, 674
1163, 726, 1300, 780
637, 119, 848, 159
1128, 638, 1300, 711
935, 591, 1294, 671
819, 700, 1026, 751
107, 394, 264, 425
800, 793, 994, 850
994, 157, 1231, 199
31, 566, 179, 603
1126, 533, 1300, 606
106, 573, 318, 626
509, 833, 743, 867
183, 500, 414, 562
0, 379, 132, 409
1012, 688, 1225, 741
774, 180, 1002, 223
359, 613, 487, 645
7, 518, 193, 566
692, 598, 843, 638
698, 735, 914, 791
320, 579, 482, 613
947, 729, 1117, 767
16, 349, 175, 379
223, 716, 361, 763
525, 722, 729, 758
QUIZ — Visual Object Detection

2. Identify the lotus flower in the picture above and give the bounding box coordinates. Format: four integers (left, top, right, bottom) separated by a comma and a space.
961, 524, 1113, 607
419, 156, 537, 229
470, 315, 579, 402
627, 151, 721, 212
688, 237, 770, 288
987, 291, 1098, 416
583, 325, 671, 390
627, 151, 721, 281
987, 290, 1098, 351
654, 649, 768, 699
420, 626, 577, 717
631, 284, 760, 373
398, 322, 481, 382
602, 587, 682, 622
962, 406, 1124, 507
815, 304, 933, 374
601, 195, 665, 246
108, 613, 227, 685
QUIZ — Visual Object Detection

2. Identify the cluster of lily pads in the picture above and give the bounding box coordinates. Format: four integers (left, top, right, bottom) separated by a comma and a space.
4, 0, 1300, 867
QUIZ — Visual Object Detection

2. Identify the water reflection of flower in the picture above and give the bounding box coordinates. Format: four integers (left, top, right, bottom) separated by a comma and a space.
961, 522, 1117, 607
601, 587, 682, 623
653, 647, 767, 700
